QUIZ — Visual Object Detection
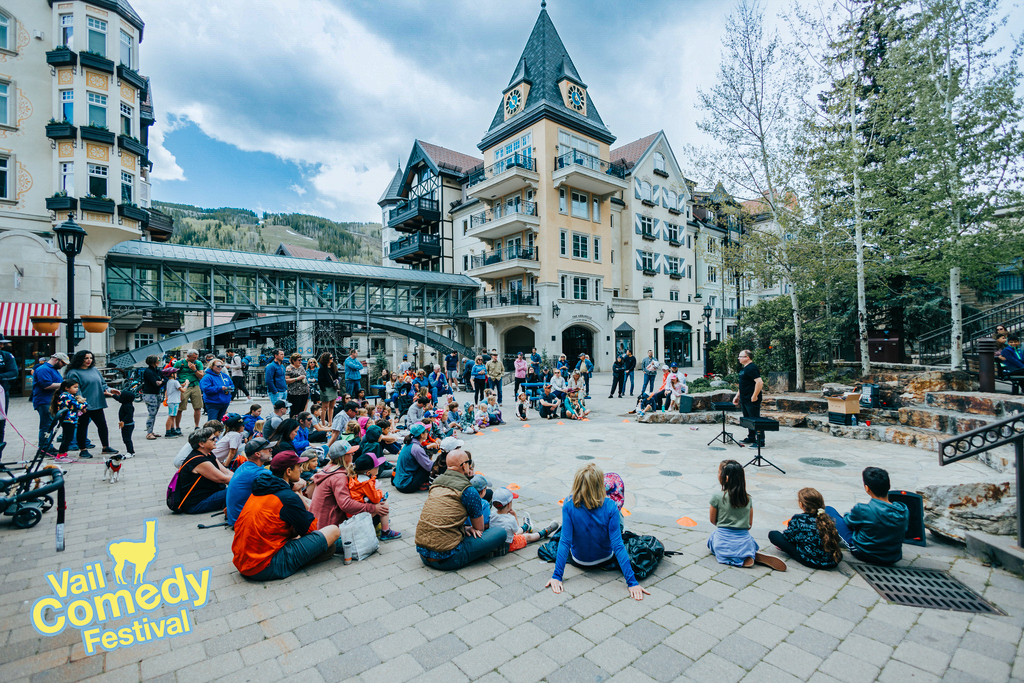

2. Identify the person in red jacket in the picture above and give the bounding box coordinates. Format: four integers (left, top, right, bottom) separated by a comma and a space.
232, 451, 341, 581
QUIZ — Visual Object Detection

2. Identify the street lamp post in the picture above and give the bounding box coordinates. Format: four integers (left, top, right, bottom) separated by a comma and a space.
53, 213, 87, 354
702, 303, 713, 377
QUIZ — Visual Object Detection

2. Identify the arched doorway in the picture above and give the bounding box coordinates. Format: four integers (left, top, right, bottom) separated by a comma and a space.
504, 325, 535, 368
664, 321, 692, 367
562, 325, 594, 366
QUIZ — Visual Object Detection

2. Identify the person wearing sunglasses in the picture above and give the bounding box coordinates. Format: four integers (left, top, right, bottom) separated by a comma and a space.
414, 449, 506, 571
200, 359, 236, 422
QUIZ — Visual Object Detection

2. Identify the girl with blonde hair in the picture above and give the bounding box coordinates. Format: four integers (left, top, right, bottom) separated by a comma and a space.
545, 464, 650, 601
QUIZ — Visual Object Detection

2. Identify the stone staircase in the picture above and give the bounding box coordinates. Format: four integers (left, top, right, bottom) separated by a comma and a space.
639, 390, 1023, 472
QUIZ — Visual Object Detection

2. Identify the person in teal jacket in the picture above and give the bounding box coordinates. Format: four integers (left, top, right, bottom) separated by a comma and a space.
200, 359, 235, 422
471, 356, 487, 404
826, 467, 908, 565
343, 349, 363, 397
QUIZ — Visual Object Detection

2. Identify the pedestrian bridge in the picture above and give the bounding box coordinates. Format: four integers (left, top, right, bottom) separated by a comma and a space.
105, 241, 478, 366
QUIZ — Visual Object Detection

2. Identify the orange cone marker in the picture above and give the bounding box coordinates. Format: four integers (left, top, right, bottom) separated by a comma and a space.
677, 517, 697, 527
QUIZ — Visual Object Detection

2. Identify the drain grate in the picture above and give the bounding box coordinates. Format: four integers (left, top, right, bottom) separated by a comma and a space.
659, 470, 682, 477
709, 447, 726, 451
799, 457, 846, 468
576, 455, 595, 460
659, 433, 673, 437
642, 450, 660, 454
851, 564, 1006, 615
589, 439, 604, 443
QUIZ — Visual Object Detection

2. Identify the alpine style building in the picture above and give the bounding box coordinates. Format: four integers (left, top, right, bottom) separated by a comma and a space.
0, 0, 163, 381
381, 6, 743, 370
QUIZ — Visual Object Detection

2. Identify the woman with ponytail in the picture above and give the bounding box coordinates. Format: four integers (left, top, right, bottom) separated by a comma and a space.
768, 488, 843, 569
707, 460, 787, 571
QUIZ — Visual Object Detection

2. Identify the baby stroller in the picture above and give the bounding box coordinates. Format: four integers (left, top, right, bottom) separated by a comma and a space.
0, 409, 67, 534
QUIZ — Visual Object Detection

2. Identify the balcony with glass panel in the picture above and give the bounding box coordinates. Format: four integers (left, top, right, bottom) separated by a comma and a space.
466, 200, 539, 241
466, 244, 540, 280
469, 290, 542, 320
464, 153, 538, 201
552, 150, 627, 196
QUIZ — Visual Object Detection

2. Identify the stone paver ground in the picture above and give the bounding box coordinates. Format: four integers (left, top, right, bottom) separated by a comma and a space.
0, 373, 1021, 682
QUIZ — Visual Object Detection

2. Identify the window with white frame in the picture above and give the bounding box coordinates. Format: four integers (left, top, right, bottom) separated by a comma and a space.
688, 264, 693, 278
494, 132, 532, 168
687, 234, 692, 249
594, 279, 602, 301
121, 170, 133, 203
666, 189, 677, 209
667, 256, 679, 275
61, 90, 73, 123
60, 14, 73, 49
462, 219, 467, 235
670, 290, 679, 301
0, 81, 9, 127
558, 130, 599, 158
120, 30, 132, 68
133, 333, 154, 348
61, 162, 74, 194
350, 338, 359, 351
593, 237, 601, 262
559, 230, 567, 256
707, 237, 715, 254
708, 266, 717, 282
0, 156, 9, 199
572, 233, 589, 259
573, 277, 589, 300
666, 223, 679, 243
120, 102, 132, 136
641, 252, 654, 271
87, 17, 106, 56
0, 12, 9, 51
592, 197, 600, 223
571, 190, 588, 219
462, 254, 468, 271
639, 215, 653, 235
559, 187, 567, 214
560, 275, 567, 298
87, 92, 107, 128
654, 152, 666, 173
88, 163, 107, 197
640, 181, 652, 202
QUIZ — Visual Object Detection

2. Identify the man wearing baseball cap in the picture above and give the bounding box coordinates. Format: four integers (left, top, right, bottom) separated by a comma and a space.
232, 451, 340, 581
31, 352, 69, 449
225, 437, 276, 525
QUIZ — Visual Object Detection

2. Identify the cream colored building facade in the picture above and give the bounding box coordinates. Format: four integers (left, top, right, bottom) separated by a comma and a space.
0, 0, 154, 377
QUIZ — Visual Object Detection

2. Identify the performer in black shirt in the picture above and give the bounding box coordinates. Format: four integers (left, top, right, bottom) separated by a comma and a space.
732, 350, 764, 447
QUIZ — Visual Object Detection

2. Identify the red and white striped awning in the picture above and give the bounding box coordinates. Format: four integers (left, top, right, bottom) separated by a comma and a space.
0, 303, 61, 337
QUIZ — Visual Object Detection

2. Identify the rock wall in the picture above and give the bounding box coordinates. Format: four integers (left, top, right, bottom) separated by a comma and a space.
920, 482, 1017, 541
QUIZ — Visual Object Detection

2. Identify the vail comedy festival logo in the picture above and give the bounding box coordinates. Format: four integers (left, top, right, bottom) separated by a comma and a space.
30, 519, 212, 655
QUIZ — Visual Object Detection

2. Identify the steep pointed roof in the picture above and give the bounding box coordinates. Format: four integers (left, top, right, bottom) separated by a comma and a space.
377, 163, 404, 206
479, 8, 614, 151
610, 132, 661, 168
418, 141, 482, 175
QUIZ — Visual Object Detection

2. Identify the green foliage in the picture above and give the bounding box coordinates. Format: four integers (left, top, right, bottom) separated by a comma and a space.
262, 213, 381, 263
371, 351, 388, 384
168, 218, 267, 253
688, 377, 712, 393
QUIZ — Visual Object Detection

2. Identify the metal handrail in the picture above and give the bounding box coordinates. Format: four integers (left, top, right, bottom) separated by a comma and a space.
469, 245, 538, 269
465, 153, 536, 187
389, 233, 440, 253
474, 291, 538, 308
470, 201, 538, 229
918, 294, 1024, 343
553, 150, 627, 179
388, 196, 439, 223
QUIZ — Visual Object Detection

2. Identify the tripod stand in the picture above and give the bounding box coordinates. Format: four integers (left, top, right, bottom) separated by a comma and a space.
708, 402, 740, 447
739, 417, 784, 473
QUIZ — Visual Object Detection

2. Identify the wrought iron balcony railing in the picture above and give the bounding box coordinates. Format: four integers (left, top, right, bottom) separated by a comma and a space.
473, 291, 539, 308
469, 200, 538, 229
469, 245, 538, 269
465, 153, 537, 188
553, 150, 627, 179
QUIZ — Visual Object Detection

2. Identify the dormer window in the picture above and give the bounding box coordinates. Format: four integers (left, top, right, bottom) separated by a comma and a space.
654, 152, 665, 173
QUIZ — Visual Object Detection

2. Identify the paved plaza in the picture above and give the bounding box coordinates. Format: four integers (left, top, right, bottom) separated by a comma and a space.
1, 374, 1022, 683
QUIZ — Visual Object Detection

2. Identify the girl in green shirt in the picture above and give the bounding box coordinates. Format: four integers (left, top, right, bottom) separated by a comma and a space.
707, 460, 786, 571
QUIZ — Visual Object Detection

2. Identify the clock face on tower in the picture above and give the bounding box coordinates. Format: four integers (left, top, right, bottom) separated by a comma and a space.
567, 84, 585, 112
505, 88, 522, 116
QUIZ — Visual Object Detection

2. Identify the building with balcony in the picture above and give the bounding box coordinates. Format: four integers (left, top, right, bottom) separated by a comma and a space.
0, 0, 157, 379
607, 131, 709, 368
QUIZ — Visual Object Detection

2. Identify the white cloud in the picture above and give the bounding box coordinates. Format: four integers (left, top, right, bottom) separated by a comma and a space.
288, 184, 307, 197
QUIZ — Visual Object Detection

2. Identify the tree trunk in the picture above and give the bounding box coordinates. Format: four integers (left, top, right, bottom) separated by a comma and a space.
790, 285, 805, 391
949, 266, 963, 369
854, 173, 870, 377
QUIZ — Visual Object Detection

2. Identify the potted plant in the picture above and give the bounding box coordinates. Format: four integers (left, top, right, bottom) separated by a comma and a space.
78, 50, 114, 74
29, 316, 63, 335
45, 118, 77, 140
116, 62, 148, 93
80, 194, 115, 213
81, 124, 115, 145
117, 133, 147, 157
46, 45, 77, 67
46, 191, 77, 212
80, 315, 111, 333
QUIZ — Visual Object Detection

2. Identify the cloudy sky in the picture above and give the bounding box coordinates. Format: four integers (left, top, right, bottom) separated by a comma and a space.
134, 0, 1022, 223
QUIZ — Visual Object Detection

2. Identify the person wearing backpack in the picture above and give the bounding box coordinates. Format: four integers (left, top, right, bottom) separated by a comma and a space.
545, 464, 650, 601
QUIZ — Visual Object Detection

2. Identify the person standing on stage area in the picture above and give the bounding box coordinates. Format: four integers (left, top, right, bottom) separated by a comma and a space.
732, 349, 764, 447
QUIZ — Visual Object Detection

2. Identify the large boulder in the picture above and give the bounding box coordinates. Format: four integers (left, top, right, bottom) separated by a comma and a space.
821, 383, 858, 397
920, 482, 1017, 541
905, 371, 976, 401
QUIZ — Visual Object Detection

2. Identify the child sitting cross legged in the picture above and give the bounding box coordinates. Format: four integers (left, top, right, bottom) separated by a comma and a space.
768, 488, 843, 569
347, 451, 401, 540
826, 467, 908, 565
490, 487, 559, 552
516, 392, 529, 421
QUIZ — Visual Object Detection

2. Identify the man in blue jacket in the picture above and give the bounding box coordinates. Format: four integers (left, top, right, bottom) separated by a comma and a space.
31, 352, 68, 449
344, 349, 363, 397
264, 348, 287, 406
530, 347, 541, 375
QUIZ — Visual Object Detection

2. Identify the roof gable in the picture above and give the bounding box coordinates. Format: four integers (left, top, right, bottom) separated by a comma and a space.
377, 163, 404, 206
480, 9, 614, 150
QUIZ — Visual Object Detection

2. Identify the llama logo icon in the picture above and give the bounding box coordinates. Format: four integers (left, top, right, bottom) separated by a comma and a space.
107, 519, 158, 585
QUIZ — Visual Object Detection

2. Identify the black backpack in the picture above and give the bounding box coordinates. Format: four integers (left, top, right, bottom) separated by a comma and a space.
537, 529, 666, 581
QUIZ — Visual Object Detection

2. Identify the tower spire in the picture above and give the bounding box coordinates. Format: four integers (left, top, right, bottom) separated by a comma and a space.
541, 0, 546, 8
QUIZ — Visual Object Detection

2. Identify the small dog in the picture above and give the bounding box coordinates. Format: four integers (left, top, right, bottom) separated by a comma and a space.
103, 454, 124, 484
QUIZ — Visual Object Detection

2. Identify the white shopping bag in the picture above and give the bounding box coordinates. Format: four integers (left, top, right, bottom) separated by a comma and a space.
339, 512, 379, 561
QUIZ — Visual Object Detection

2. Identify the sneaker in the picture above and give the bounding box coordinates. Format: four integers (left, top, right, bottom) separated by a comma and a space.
244, 397, 252, 404
521, 513, 533, 534
53, 453, 69, 462
585, 396, 592, 400
123, 453, 135, 459
380, 529, 402, 541
101, 447, 119, 455
740, 436, 756, 444
78, 450, 94, 459
754, 552, 787, 572
84, 440, 96, 449
540, 521, 560, 537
